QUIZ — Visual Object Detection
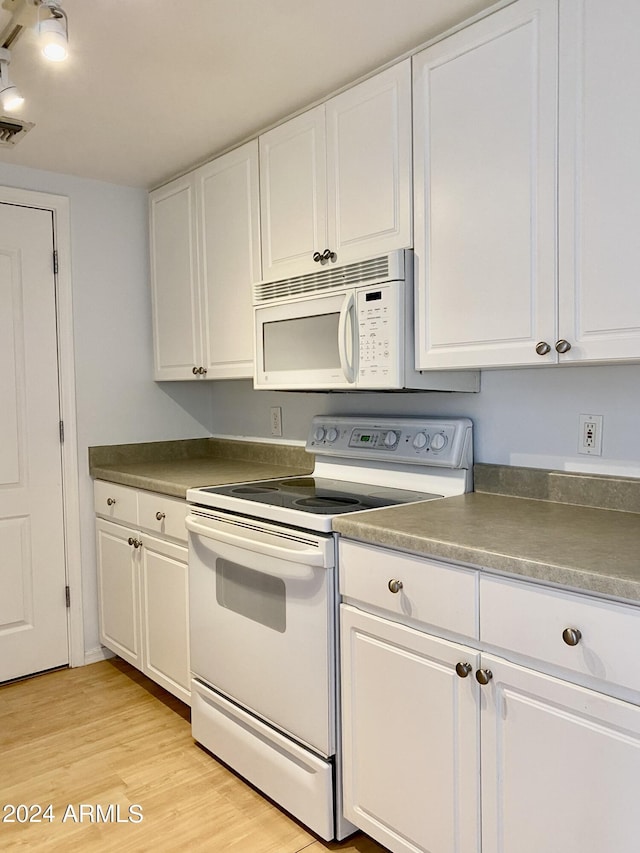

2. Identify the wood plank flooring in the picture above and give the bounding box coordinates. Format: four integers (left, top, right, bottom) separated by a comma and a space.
0, 659, 389, 852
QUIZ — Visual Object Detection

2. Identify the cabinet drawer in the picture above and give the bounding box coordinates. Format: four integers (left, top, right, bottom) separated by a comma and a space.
94, 481, 138, 526
480, 576, 640, 694
339, 540, 478, 639
138, 491, 187, 543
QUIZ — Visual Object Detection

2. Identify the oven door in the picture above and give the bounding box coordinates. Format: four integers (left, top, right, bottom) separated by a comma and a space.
186, 508, 336, 757
254, 289, 356, 390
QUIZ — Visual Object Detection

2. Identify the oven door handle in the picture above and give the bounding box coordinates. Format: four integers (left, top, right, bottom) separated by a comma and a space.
185, 516, 330, 568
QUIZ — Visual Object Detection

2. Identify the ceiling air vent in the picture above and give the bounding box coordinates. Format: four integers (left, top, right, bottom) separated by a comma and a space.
0, 116, 34, 147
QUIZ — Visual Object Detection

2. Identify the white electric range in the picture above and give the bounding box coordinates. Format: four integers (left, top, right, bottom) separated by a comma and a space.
186, 415, 473, 841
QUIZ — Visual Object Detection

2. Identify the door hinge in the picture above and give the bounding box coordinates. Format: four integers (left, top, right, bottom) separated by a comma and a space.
53, 250, 59, 275
59, 420, 64, 443
65, 585, 71, 608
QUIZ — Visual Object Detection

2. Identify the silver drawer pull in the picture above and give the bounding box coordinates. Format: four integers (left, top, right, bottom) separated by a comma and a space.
106, 497, 116, 506
562, 627, 582, 646
475, 669, 493, 685
456, 662, 472, 678
388, 579, 403, 594
156, 511, 166, 521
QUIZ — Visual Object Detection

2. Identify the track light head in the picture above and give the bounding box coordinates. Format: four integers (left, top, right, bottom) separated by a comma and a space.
0, 47, 24, 112
37, 0, 69, 62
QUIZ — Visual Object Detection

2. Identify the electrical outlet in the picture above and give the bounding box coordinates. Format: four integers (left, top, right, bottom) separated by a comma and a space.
270, 406, 283, 437
578, 413, 603, 456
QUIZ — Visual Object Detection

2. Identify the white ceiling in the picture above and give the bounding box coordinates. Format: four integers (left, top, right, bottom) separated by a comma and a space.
0, 0, 496, 189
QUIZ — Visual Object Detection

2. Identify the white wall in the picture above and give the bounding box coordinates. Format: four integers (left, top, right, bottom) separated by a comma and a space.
0, 163, 213, 660
210, 362, 640, 476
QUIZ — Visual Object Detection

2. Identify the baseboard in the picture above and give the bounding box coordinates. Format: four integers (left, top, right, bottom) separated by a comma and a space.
83, 646, 116, 666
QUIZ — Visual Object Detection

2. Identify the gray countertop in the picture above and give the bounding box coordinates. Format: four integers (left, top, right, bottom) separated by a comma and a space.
89, 437, 313, 498
333, 471, 640, 603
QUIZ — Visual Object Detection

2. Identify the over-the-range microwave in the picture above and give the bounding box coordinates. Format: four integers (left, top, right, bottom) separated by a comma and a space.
253, 250, 479, 392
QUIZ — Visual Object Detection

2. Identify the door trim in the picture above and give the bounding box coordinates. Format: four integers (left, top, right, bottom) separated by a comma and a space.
0, 186, 84, 668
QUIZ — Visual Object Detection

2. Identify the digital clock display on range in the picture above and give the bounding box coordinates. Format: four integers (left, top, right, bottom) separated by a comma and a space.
360, 435, 371, 442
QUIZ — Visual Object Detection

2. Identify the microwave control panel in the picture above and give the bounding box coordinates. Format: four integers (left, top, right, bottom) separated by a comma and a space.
356, 283, 401, 386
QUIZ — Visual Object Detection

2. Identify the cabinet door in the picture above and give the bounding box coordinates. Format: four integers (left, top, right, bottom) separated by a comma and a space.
149, 175, 202, 380
326, 60, 412, 266
140, 534, 190, 705
413, 0, 558, 369
259, 105, 327, 281
558, 0, 640, 362
95, 519, 141, 668
197, 141, 260, 380
341, 605, 480, 853
481, 653, 640, 853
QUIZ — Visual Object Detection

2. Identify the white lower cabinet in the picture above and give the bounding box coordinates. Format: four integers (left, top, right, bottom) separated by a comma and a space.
96, 518, 141, 669
341, 605, 480, 853
339, 540, 640, 853
481, 654, 640, 853
95, 482, 190, 705
139, 533, 190, 703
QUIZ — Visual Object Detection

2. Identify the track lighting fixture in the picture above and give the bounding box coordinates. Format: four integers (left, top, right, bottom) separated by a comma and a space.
0, 0, 71, 113
0, 47, 24, 112
37, 0, 69, 62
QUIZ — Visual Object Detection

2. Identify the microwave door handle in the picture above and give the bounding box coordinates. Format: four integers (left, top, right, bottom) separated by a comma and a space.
338, 292, 356, 384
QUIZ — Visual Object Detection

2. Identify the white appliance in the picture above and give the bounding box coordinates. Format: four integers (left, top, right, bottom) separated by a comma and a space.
186, 415, 473, 841
252, 250, 479, 392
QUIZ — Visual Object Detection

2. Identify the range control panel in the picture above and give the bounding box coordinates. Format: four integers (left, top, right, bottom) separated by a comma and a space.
307, 416, 473, 469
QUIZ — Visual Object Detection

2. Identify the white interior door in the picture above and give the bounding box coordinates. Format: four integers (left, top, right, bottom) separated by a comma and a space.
0, 202, 68, 682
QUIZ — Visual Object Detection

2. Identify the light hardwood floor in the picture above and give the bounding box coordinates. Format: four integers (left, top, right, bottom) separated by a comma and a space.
0, 660, 388, 852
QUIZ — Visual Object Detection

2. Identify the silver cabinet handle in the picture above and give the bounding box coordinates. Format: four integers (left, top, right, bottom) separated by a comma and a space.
198, 366, 207, 375
388, 579, 403, 594
127, 537, 135, 546
562, 627, 582, 646
555, 339, 572, 353
192, 366, 199, 375
456, 662, 473, 678
313, 249, 336, 263
155, 511, 166, 521
535, 341, 551, 355
475, 669, 493, 685
127, 536, 142, 549
106, 497, 116, 506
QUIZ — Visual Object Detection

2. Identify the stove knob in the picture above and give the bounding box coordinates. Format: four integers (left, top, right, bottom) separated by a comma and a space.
430, 433, 448, 451
326, 427, 338, 443
313, 426, 326, 442
413, 432, 429, 449
383, 430, 398, 448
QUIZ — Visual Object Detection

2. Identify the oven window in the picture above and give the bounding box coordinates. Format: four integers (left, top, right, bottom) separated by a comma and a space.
216, 559, 286, 633
263, 313, 341, 371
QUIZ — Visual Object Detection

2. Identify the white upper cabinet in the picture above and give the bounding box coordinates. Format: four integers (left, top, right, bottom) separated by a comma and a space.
260, 60, 412, 281
558, 0, 640, 363
196, 141, 261, 379
326, 62, 412, 266
149, 140, 260, 381
413, 0, 558, 370
259, 106, 327, 281
149, 176, 201, 380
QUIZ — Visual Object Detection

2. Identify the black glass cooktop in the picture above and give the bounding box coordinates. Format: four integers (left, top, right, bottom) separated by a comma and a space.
199, 476, 441, 516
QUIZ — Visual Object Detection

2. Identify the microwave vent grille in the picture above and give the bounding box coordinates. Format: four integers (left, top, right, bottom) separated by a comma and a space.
254, 254, 395, 303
